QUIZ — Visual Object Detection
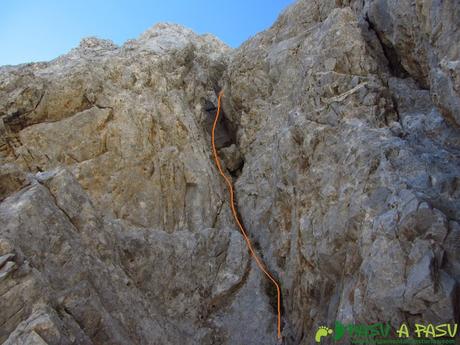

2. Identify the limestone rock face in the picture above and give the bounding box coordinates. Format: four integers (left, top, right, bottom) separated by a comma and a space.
0, 25, 273, 345
222, 0, 460, 343
1, 1, 459, 345
366, 0, 460, 126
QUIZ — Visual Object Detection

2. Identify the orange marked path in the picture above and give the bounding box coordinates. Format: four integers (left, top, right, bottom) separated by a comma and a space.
211, 90, 282, 342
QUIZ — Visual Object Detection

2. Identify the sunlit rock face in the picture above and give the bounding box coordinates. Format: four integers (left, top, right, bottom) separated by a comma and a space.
1, 1, 459, 344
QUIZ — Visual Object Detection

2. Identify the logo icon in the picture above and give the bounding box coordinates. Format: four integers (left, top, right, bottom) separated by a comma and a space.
315, 326, 333, 343
313, 321, 457, 344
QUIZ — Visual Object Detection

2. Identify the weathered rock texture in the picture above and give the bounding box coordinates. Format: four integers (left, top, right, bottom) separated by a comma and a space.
1, 1, 459, 344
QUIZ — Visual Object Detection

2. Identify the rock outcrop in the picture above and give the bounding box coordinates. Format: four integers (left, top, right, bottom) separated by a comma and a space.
223, 1, 460, 343
1, 1, 459, 344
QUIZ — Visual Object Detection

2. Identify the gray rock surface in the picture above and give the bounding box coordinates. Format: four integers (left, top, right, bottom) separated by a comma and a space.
222, 0, 460, 343
1, 1, 459, 344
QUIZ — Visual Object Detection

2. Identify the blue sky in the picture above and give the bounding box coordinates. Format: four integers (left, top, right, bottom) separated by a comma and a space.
0, 0, 294, 66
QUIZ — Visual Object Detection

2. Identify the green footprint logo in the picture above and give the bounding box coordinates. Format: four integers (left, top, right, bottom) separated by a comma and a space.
315, 326, 333, 343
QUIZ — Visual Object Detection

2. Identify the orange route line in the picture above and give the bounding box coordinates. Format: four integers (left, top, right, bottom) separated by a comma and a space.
211, 90, 282, 341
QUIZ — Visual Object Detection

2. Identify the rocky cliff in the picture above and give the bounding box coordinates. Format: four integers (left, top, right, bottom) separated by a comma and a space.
1, 1, 459, 344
